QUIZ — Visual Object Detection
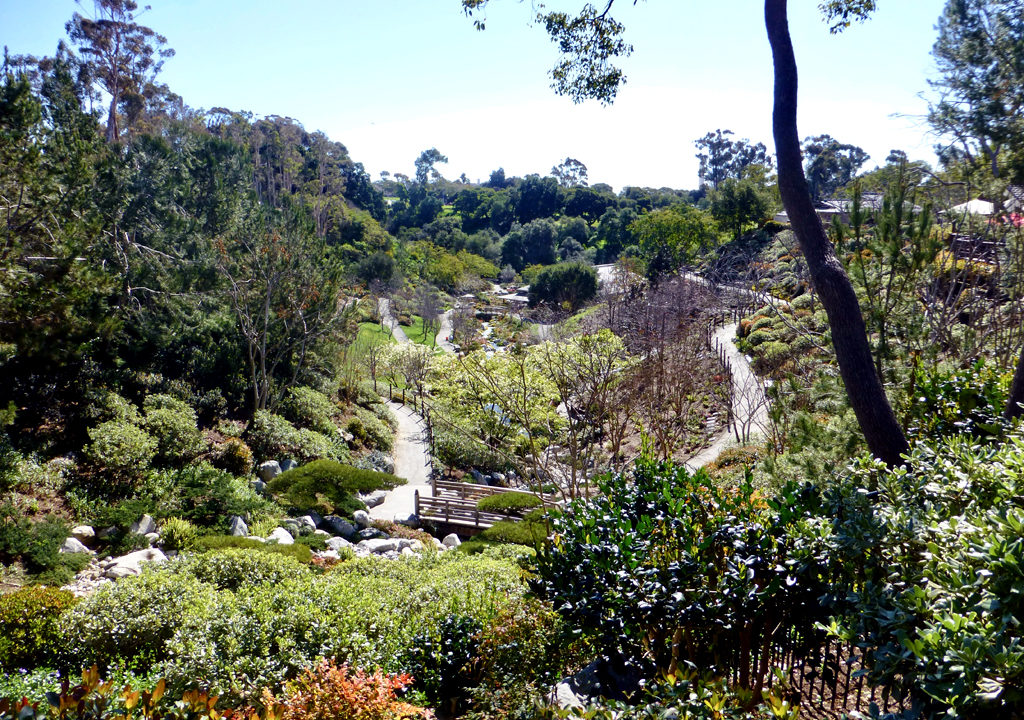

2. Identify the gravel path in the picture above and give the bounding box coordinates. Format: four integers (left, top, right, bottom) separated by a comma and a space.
370, 401, 433, 522
684, 322, 768, 472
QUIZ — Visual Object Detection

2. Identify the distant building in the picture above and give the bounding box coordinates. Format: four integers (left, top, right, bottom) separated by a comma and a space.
773, 194, 921, 226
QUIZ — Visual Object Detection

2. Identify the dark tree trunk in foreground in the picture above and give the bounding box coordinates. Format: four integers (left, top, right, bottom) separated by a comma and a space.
764, 0, 909, 467
1005, 348, 1024, 421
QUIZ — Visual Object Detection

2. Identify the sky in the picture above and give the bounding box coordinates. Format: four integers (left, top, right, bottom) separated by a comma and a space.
1, 0, 950, 190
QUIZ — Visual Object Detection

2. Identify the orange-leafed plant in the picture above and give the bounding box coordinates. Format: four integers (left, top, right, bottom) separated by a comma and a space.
270, 661, 432, 720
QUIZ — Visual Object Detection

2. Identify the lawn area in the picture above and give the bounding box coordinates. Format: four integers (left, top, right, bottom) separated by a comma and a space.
401, 314, 438, 347
354, 321, 395, 350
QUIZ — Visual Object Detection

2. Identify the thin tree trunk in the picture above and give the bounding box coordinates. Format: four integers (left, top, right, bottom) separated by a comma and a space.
764, 0, 909, 467
1004, 346, 1024, 420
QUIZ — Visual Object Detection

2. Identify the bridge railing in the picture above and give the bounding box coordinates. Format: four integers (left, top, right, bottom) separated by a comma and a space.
415, 490, 509, 529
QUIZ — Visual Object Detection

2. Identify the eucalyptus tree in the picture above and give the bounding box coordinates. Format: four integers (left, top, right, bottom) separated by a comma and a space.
66, 0, 175, 143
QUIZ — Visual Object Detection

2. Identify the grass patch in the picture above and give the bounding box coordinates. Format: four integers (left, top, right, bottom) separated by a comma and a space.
355, 322, 396, 350
400, 315, 438, 348
194, 535, 313, 563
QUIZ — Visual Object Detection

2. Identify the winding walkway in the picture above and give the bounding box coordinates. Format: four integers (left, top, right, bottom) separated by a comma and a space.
369, 401, 432, 522
684, 322, 769, 472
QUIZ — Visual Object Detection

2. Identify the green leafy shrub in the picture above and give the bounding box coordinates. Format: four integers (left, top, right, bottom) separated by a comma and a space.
160, 463, 278, 531
294, 534, 327, 551
832, 432, 1024, 717
283, 386, 339, 436
0, 507, 70, 575
403, 615, 483, 715
476, 492, 542, 515
171, 547, 309, 591
246, 411, 344, 464
0, 432, 21, 494
212, 437, 254, 476
479, 515, 549, 548
158, 517, 198, 552
352, 406, 394, 452
752, 340, 791, 374
0, 587, 78, 671
902, 361, 1008, 440
162, 553, 526, 702
60, 567, 218, 670
268, 460, 403, 517
433, 425, 512, 473
533, 456, 848, 691
346, 416, 366, 442
142, 394, 206, 465
193, 535, 312, 564
83, 420, 157, 485
295, 428, 345, 463
246, 411, 303, 462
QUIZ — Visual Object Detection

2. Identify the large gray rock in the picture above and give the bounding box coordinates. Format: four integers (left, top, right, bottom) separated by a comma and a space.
250, 479, 268, 495
228, 515, 248, 537
442, 533, 462, 549
71, 525, 95, 543
352, 510, 372, 528
267, 527, 294, 545
326, 536, 353, 552
257, 460, 282, 483
322, 515, 358, 539
358, 527, 387, 541
102, 548, 167, 579
280, 459, 298, 472
306, 510, 323, 528
296, 515, 318, 534
393, 512, 419, 529
144, 532, 160, 546
470, 468, 486, 484
129, 514, 157, 536
358, 491, 387, 508
60, 537, 93, 555
359, 538, 400, 554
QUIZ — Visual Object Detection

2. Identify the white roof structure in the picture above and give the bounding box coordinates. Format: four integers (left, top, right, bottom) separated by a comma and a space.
949, 199, 995, 216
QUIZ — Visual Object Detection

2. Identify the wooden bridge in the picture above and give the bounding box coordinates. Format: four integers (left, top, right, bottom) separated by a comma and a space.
414, 480, 560, 534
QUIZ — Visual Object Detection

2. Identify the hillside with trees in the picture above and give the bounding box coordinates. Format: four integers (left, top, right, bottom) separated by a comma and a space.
3, 0, 1024, 719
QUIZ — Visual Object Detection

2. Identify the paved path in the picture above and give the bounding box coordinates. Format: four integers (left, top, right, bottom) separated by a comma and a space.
370, 401, 433, 522
436, 310, 456, 352
684, 322, 769, 472
378, 298, 409, 343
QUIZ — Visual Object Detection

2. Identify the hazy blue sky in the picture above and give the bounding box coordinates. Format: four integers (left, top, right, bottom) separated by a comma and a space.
2, 1, 949, 189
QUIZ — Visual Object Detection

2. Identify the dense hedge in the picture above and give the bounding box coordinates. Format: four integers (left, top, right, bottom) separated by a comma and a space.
476, 491, 543, 515
0, 587, 78, 671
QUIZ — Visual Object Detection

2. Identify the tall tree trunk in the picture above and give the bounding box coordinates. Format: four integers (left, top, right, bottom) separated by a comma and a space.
764, 0, 909, 467
1004, 346, 1024, 421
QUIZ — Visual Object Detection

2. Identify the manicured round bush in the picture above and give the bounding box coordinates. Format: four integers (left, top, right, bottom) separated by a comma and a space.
0, 586, 78, 671
84, 420, 158, 484
144, 405, 206, 466
476, 491, 543, 515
